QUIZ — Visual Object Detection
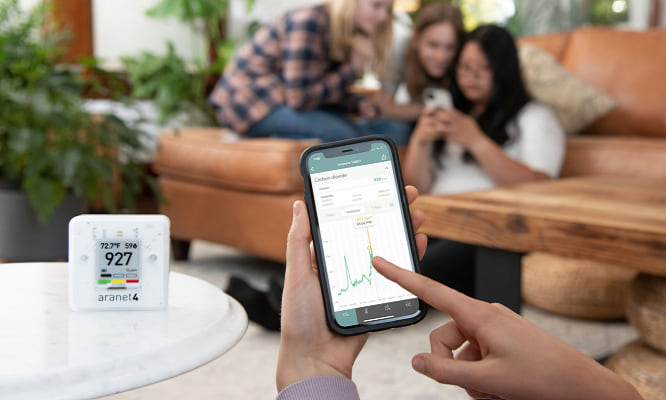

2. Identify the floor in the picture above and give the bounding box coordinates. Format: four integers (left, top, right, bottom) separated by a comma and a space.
102, 240, 638, 400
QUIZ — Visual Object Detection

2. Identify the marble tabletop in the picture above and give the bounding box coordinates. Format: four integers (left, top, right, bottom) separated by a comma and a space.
0, 262, 248, 400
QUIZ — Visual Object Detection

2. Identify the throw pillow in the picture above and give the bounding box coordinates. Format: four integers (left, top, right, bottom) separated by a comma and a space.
518, 43, 616, 136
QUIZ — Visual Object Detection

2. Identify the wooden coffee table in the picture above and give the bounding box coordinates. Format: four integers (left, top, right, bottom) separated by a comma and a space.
412, 175, 666, 312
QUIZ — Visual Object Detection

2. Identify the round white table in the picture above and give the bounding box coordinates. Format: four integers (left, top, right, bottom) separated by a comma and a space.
0, 262, 248, 400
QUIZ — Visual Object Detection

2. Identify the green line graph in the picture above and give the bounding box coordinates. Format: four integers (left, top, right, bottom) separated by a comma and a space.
337, 227, 374, 296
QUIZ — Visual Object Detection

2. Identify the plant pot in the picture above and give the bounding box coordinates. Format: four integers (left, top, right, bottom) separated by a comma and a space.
0, 188, 86, 262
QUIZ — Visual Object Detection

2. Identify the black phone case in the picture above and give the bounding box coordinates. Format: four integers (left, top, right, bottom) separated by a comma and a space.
299, 135, 427, 336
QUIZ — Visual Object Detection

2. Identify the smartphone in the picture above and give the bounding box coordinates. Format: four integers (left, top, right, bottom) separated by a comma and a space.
423, 87, 453, 109
300, 135, 427, 336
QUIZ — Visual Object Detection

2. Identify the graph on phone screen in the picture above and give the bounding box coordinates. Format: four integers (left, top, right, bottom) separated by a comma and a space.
310, 151, 417, 313
336, 227, 373, 297
321, 211, 413, 311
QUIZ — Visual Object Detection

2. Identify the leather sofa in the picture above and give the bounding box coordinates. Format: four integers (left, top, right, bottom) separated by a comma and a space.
153, 131, 314, 262
520, 27, 666, 179
152, 27, 666, 263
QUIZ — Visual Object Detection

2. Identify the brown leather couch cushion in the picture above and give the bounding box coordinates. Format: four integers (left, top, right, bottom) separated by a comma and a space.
561, 28, 666, 138
520, 27, 666, 139
153, 128, 316, 194
161, 177, 299, 262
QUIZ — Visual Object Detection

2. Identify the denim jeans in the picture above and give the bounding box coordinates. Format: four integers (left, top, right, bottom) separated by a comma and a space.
355, 119, 414, 146
245, 106, 414, 145
245, 106, 363, 142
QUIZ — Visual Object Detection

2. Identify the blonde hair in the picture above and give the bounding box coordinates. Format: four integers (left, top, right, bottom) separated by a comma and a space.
328, 0, 394, 80
406, 2, 464, 99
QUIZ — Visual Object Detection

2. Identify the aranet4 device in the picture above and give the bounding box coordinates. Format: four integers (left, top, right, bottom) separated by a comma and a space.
69, 214, 170, 311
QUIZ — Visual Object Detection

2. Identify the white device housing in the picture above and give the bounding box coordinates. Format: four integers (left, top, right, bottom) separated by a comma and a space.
69, 214, 170, 311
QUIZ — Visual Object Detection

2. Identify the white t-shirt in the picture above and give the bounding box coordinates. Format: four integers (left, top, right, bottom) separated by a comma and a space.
429, 101, 566, 195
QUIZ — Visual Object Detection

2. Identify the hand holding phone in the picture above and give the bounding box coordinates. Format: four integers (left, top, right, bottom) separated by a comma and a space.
423, 88, 453, 110
300, 136, 427, 336
277, 187, 427, 391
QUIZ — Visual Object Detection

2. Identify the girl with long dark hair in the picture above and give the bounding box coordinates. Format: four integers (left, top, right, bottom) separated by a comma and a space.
404, 25, 565, 294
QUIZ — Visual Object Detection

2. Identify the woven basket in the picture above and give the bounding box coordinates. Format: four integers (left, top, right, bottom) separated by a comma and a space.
522, 252, 637, 319
627, 274, 666, 353
606, 340, 666, 400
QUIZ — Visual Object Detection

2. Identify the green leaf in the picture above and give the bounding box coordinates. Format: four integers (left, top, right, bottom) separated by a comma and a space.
23, 174, 66, 225
58, 147, 83, 186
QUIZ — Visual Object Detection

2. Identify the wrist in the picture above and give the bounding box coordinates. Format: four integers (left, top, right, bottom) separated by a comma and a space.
411, 130, 434, 148
276, 344, 350, 392
417, 138, 434, 148
467, 129, 492, 156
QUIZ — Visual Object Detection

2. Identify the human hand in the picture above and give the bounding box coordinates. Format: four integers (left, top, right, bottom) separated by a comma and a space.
349, 34, 375, 73
436, 108, 486, 151
411, 108, 447, 146
277, 186, 427, 392
371, 258, 644, 400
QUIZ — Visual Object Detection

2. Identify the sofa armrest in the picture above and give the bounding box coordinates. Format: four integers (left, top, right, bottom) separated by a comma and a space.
152, 127, 317, 194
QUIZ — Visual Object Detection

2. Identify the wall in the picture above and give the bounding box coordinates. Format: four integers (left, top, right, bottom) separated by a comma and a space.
91, 0, 318, 70
18, 0, 40, 11
15, 0, 319, 70
227, 0, 320, 39
629, 0, 652, 29
91, 0, 206, 70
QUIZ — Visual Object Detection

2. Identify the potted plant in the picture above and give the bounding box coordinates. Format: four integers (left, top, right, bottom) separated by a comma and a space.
0, 0, 158, 261
120, 0, 256, 125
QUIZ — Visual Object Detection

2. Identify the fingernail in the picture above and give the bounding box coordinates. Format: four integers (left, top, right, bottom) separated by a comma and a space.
293, 201, 301, 217
413, 357, 425, 373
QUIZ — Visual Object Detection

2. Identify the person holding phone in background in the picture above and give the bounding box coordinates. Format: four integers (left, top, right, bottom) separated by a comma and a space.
403, 25, 566, 295
357, 2, 465, 145
209, 0, 394, 142
275, 193, 642, 400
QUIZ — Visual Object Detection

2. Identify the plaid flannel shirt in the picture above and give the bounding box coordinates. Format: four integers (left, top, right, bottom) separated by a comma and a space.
209, 4, 362, 134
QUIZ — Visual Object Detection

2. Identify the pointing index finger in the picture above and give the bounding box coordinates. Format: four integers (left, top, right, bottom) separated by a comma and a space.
372, 256, 482, 329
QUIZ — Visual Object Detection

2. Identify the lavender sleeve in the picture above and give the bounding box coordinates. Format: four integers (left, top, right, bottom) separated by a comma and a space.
276, 376, 360, 400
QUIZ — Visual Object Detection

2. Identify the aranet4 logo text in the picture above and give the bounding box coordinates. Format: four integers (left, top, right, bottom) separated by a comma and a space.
98, 293, 140, 302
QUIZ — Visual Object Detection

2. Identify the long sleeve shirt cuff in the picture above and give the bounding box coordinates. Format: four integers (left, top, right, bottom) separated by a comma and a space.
276, 376, 359, 400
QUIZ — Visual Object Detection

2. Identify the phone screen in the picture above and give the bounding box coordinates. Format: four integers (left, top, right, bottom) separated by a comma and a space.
303, 138, 423, 333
